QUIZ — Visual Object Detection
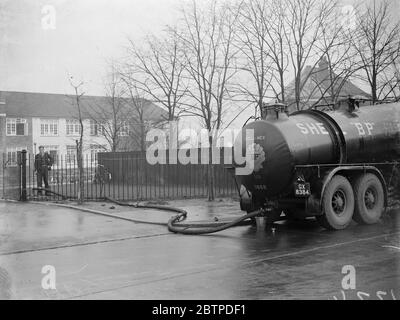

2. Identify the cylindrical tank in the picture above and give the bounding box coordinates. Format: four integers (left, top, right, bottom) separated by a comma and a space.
235, 102, 400, 199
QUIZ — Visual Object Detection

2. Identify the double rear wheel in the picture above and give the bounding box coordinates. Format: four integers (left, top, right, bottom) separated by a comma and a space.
317, 173, 385, 230
352, 173, 385, 225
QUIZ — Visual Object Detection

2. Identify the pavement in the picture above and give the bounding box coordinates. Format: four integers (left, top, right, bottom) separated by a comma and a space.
0, 199, 399, 300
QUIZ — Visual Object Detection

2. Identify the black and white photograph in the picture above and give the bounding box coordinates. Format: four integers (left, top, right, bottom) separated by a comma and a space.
0, 0, 399, 305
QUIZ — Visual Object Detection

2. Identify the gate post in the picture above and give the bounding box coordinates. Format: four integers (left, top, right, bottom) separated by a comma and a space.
20, 150, 27, 201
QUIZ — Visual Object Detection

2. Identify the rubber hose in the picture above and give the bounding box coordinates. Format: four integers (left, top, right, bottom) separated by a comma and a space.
105, 197, 260, 235
167, 210, 262, 235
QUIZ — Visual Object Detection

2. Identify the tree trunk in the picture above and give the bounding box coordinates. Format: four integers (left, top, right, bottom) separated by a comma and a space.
76, 139, 84, 204
295, 74, 301, 110
280, 69, 285, 103
140, 123, 146, 153
207, 135, 215, 201
372, 72, 378, 104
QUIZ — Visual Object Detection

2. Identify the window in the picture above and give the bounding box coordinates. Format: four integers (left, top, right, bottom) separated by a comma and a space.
6, 147, 27, 166
90, 120, 99, 136
90, 120, 107, 136
66, 145, 76, 164
66, 119, 81, 136
119, 121, 129, 137
6, 118, 28, 136
40, 119, 58, 136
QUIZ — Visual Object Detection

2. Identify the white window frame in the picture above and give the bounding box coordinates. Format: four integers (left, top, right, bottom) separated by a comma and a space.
40, 119, 58, 136
66, 119, 81, 136
6, 146, 27, 166
90, 120, 100, 136
65, 145, 77, 165
6, 118, 28, 136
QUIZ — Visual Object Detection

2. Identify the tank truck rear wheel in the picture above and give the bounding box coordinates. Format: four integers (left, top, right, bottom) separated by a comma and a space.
352, 173, 384, 225
317, 175, 355, 230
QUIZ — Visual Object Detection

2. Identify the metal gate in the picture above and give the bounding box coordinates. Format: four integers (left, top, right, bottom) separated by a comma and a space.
1, 152, 23, 200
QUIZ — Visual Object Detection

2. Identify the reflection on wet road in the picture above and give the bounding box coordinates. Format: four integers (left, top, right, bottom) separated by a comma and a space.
0, 201, 399, 299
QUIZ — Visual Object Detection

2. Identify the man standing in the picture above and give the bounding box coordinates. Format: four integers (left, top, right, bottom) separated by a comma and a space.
34, 146, 53, 196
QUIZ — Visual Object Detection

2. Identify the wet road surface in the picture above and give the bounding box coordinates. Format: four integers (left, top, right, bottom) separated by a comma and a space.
0, 200, 399, 300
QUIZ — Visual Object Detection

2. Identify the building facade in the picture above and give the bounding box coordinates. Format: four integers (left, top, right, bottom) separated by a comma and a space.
0, 91, 167, 167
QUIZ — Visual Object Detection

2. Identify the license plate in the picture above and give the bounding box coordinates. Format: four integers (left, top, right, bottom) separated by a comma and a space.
294, 182, 311, 197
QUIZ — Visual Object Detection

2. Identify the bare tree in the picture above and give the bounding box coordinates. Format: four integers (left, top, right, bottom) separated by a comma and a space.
89, 63, 126, 152
173, 0, 239, 201
264, 0, 291, 104
234, 0, 273, 115
125, 31, 187, 122
301, 5, 362, 107
120, 78, 162, 154
234, 0, 363, 112
68, 76, 85, 204
126, 85, 147, 154
282, 0, 338, 110
351, 0, 400, 104
235, 0, 341, 111
379, 56, 400, 101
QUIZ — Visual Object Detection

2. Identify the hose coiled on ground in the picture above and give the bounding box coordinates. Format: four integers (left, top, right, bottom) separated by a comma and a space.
105, 197, 261, 235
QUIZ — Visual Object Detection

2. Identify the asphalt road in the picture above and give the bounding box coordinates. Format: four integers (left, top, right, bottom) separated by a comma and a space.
0, 200, 399, 300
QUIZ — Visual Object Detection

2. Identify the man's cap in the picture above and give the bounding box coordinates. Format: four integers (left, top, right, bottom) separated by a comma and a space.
38, 146, 44, 149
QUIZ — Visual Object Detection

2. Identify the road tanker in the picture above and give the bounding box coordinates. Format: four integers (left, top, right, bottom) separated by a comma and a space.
234, 98, 400, 230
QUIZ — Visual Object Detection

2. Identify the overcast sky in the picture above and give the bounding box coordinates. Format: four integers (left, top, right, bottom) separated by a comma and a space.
0, 0, 183, 95
1, 0, 399, 98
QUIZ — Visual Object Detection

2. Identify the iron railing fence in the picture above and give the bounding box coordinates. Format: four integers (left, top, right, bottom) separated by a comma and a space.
1, 150, 238, 201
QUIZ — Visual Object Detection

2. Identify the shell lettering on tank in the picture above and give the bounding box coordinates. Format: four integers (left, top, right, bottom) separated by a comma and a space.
296, 122, 329, 135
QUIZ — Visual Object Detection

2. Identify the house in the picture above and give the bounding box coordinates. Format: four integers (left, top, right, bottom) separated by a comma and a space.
284, 57, 371, 113
0, 90, 168, 167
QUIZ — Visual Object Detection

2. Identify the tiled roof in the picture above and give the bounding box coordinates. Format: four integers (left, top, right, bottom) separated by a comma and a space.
0, 90, 168, 121
284, 58, 371, 108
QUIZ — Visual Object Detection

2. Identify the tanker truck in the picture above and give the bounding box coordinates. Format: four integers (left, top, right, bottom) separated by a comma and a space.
233, 98, 400, 230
